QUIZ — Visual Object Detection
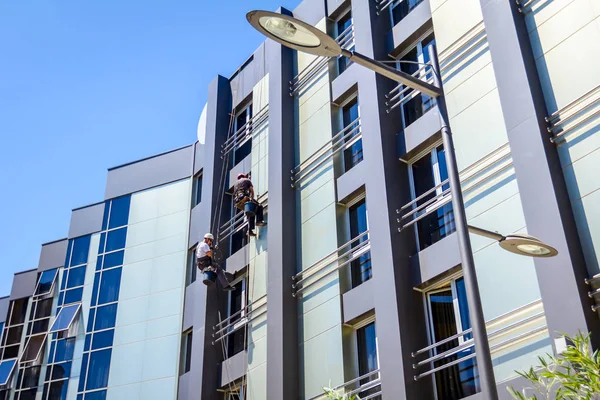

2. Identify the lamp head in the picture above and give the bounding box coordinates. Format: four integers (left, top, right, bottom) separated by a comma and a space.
246, 10, 342, 58
499, 234, 558, 258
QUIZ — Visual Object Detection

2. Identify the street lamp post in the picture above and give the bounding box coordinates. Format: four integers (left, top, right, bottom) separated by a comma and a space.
246, 10, 558, 399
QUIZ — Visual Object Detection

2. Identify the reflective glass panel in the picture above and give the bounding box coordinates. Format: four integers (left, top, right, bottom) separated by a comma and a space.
71, 236, 91, 266
34, 298, 53, 320
35, 269, 58, 296
108, 196, 131, 229
21, 334, 46, 363
105, 228, 127, 252
91, 330, 114, 350
63, 288, 83, 305
102, 251, 124, 270
98, 268, 122, 305
66, 266, 86, 288
47, 380, 69, 400
49, 304, 80, 333
94, 305, 117, 331
85, 349, 111, 390
84, 390, 106, 400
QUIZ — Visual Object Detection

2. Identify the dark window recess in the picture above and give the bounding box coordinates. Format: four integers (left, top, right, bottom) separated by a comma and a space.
34, 298, 54, 320
349, 200, 372, 287
230, 201, 248, 255
35, 269, 58, 296
18, 366, 41, 389
412, 146, 455, 250
31, 318, 50, 335
357, 323, 380, 399
187, 249, 197, 286
337, 12, 354, 74
45, 380, 69, 400
16, 389, 36, 400
429, 279, 479, 399
70, 236, 91, 266
233, 105, 253, 166
9, 299, 29, 325
108, 196, 131, 230
391, 0, 424, 26
5, 325, 24, 346
227, 280, 248, 357
2, 345, 19, 360
193, 173, 203, 206
85, 349, 111, 390
342, 97, 363, 171
181, 331, 193, 375
234, 140, 252, 166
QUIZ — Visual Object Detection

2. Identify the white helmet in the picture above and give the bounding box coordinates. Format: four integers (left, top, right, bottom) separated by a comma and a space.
204, 233, 214, 240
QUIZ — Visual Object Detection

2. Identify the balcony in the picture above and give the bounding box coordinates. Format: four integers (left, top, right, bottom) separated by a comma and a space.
308, 369, 382, 400
221, 105, 268, 159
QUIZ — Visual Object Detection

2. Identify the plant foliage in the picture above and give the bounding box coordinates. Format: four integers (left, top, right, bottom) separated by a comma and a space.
508, 332, 600, 399
322, 386, 360, 400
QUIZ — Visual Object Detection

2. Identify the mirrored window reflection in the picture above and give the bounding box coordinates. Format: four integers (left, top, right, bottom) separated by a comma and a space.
35, 269, 58, 296
98, 268, 122, 305
70, 236, 91, 267
85, 350, 111, 390
357, 322, 380, 399
108, 196, 131, 230
21, 334, 47, 363
93, 305, 117, 331
49, 304, 80, 333
349, 199, 372, 287
105, 229, 127, 253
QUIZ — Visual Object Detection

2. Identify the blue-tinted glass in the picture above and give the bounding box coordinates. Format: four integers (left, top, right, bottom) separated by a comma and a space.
60, 271, 68, 290
342, 98, 359, 127
71, 236, 91, 266
102, 251, 124, 270
84, 334, 91, 352
102, 202, 110, 230
98, 233, 106, 255
78, 354, 88, 392
63, 288, 83, 305
105, 228, 127, 252
91, 274, 100, 307
108, 196, 131, 229
98, 268, 122, 305
92, 330, 114, 350
0, 322, 4, 343
47, 379, 69, 400
84, 390, 106, 400
85, 349, 111, 390
67, 267, 86, 288
58, 292, 64, 307
0, 359, 17, 385
94, 305, 117, 331
64, 240, 74, 267
77, 394, 83, 400
54, 338, 75, 363
87, 309, 96, 332
455, 278, 472, 338
47, 340, 55, 363
36, 269, 58, 295
50, 304, 80, 332
50, 362, 71, 380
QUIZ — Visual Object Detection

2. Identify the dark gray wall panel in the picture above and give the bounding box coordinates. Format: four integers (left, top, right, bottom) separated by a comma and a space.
480, 0, 600, 347
69, 203, 105, 239
336, 161, 366, 203
331, 63, 359, 103
194, 142, 205, 175
220, 351, 248, 388
342, 278, 374, 323
10, 269, 37, 300
411, 232, 461, 287
104, 145, 194, 200
402, 106, 441, 158
0, 297, 9, 323
38, 239, 68, 272
225, 245, 250, 275
188, 204, 208, 249
230, 44, 267, 110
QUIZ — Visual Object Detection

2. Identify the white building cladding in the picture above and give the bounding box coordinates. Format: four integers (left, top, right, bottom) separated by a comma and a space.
0, 0, 599, 399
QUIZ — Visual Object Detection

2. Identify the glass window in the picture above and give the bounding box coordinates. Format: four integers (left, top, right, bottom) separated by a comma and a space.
233, 104, 253, 166
35, 269, 58, 296
2, 345, 19, 360
349, 199, 372, 287
84, 390, 106, 400
66, 266, 86, 288
227, 279, 248, 357
45, 380, 68, 400
94, 304, 117, 331
0, 323, 3, 344
34, 298, 53, 320
63, 288, 83, 306
53, 338, 75, 363
49, 304, 80, 333
5, 326, 24, 346
31, 318, 50, 335
180, 330, 193, 375
108, 196, 131, 230
105, 228, 127, 253
186, 247, 197, 286
18, 366, 40, 388
21, 334, 47, 363
102, 251, 124, 270
357, 322, 380, 398
98, 268, 122, 305
390, 0, 423, 26
85, 349, 111, 390
9, 299, 28, 325
193, 173, 203, 207
427, 278, 479, 399
337, 12, 354, 74
342, 97, 363, 171
70, 236, 91, 267
91, 330, 114, 350
49, 362, 71, 381
410, 146, 455, 250
16, 389, 37, 400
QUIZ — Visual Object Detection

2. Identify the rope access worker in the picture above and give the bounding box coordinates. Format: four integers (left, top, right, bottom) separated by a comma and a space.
233, 173, 266, 237
196, 233, 235, 290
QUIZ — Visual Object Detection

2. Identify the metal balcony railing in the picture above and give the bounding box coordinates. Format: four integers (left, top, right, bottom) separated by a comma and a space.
218, 192, 268, 242
385, 63, 435, 113
221, 106, 269, 157
376, 0, 424, 21
437, 22, 486, 76
308, 369, 381, 400
398, 143, 512, 232
292, 231, 370, 297
412, 299, 547, 381
212, 295, 267, 345
546, 84, 600, 144
291, 118, 362, 188
290, 23, 355, 96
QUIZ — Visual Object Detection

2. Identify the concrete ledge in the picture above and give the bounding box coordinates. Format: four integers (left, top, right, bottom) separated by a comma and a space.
327, 0, 351, 19
220, 350, 248, 388
226, 244, 250, 275
343, 278, 375, 324
332, 63, 359, 104
337, 161, 367, 203
411, 232, 461, 288
388, 0, 432, 57
401, 106, 441, 161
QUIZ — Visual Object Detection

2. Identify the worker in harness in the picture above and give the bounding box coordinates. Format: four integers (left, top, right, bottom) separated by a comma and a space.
197, 233, 235, 290
233, 173, 266, 237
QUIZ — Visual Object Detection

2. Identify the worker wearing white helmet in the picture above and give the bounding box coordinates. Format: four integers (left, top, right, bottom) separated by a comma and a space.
196, 233, 234, 290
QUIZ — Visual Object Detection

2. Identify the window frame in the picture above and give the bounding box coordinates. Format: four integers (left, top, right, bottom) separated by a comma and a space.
49, 304, 81, 334
192, 171, 203, 207
186, 246, 198, 286
334, 8, 354, 76
338, 93, 363, 173
226, 274, 249, 357
33, 269, 59, 298
232, 102, 253, 166
346, 194, 372, 287
180, 329, 193, 376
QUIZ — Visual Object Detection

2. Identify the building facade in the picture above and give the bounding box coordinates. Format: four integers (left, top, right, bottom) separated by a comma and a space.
1, 0, 600, 399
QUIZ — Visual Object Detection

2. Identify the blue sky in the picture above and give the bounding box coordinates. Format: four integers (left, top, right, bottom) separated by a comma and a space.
0, 0, 299, 295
